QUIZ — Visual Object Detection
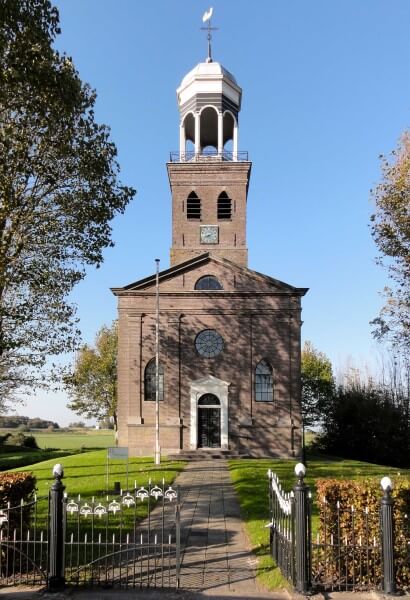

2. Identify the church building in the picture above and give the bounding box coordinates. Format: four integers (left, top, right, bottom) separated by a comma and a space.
112, 41, 308, 458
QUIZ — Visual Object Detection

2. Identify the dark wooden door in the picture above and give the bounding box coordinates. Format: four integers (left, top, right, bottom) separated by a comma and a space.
198, 408, 221, 448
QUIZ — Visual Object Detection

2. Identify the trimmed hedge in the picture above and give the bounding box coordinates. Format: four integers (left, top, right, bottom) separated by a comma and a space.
0, 472, 37, 531
314, 477, 410, 590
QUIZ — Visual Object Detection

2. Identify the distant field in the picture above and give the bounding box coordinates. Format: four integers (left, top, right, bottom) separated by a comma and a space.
0, 428, 115, 450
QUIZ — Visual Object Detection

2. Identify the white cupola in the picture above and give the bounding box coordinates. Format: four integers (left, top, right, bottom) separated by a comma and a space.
176, 60, 242, 160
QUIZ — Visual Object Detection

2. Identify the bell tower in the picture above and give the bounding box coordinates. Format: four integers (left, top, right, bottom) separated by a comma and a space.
167, 52, 252, 267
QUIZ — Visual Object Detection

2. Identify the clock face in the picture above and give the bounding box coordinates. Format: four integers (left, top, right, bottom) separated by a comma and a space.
200, 225, 219, 244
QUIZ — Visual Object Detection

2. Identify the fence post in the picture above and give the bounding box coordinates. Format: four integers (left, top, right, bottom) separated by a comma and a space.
293, 462, 311, 594
175, 485, 181, 589
48, 464, 65, 591
380, 476, 396, 595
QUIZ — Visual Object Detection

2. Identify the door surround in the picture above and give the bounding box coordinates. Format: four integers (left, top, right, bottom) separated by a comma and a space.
190, 375, 229, 450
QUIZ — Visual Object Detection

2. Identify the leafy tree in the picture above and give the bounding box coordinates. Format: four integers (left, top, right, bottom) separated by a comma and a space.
65, 322, 118, 431
370, 132, 410, 356
0, 1, 135, 405
301, 341, 334, 429
315, 382, 410, 468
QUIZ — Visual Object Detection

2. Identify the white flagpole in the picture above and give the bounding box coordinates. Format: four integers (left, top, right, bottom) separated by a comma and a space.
155, 258, 161, 465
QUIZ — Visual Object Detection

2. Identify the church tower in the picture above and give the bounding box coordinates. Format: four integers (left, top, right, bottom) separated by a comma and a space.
168, 58, 251, 267
113, 17, 307, 460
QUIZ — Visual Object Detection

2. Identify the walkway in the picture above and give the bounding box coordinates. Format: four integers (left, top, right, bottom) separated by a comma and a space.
176, 459, 260, 595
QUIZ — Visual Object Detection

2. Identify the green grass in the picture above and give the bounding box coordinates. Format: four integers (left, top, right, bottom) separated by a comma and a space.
0, 448, 78, 471
9, 450, 187, 557
12, 449, 186, 498
0, 428, 115, 451
228, 454, 410, 591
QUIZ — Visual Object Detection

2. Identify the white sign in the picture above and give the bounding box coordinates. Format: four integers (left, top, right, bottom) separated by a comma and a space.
108, 447, 128, 460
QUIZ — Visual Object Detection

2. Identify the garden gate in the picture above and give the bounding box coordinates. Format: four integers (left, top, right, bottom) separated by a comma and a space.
0, 464, 181, 590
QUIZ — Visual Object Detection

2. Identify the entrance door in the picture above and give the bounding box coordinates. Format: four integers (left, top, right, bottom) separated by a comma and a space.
197, 394, 221, 448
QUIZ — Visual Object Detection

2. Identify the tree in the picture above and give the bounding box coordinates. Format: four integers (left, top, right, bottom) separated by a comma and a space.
301, 341, 334, 429
315, 381, 410, 468
370, 132, 410, 356
65, 321, 118, 431
0, 1, 135, 406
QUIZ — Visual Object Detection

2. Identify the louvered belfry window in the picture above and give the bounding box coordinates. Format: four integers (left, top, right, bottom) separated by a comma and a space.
217, 192, 232, 220
187, 191, 201, 220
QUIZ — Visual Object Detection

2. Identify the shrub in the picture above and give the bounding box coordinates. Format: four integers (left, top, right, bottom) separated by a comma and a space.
0, 472, 37, 531
21, 435, 39, 449
314, 478, 410, 590
315, 385, 410, 468
4, 432, 39, 449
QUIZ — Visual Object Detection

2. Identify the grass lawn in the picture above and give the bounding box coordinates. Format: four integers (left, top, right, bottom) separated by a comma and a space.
12, 449, 186, 498
9, 450, 187, 552
0, 428, 115, 451
0, 448, 77, 471
228, 453, 410, 591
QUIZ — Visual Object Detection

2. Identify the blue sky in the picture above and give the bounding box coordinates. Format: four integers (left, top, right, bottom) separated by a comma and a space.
21, 1, 410, 424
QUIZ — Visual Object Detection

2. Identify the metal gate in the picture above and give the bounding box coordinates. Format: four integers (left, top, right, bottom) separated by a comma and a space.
0, 469, 181, 590
0, 495, 49, 586
63, 481, 181, 588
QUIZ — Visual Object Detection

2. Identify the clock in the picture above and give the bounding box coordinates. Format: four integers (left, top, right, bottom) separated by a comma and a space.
200, 225, 219, 244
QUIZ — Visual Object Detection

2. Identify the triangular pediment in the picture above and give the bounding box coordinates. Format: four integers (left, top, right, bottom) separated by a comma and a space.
111, 252, 308, 296
191, 375, 230, 387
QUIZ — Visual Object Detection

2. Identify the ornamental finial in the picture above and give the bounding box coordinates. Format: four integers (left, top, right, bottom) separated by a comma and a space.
201, 8, 218, 63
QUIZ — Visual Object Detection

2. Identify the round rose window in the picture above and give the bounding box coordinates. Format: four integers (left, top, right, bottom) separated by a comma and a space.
195, 329, 224, 358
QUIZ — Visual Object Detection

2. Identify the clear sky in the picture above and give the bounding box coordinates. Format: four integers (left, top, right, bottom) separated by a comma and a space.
19, 0, 410, 424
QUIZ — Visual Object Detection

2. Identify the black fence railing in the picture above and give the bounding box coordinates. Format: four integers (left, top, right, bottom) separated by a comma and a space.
311, 502, 381, 591
169, 150, 249, 162
0, 495, 49, 586
0, 466, 181, 591
268, 467, 410, 594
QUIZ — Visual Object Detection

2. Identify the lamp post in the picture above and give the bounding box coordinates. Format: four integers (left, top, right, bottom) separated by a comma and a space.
154, 258, 161, 465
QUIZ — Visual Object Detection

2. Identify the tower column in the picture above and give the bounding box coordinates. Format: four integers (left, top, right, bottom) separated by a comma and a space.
179, 124, 186, 160
217, 111, 223, 156
194, 112, 200, 156
233, 122, 239, 161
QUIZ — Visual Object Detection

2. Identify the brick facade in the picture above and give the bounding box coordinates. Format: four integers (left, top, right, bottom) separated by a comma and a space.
113, 255, 306, 457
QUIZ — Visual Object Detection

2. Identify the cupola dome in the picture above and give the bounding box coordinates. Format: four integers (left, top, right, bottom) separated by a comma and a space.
176, 60, 242, 161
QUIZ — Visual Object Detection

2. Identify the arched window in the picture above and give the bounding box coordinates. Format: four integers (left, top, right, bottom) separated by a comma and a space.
186, 191, 201, 220
144, 359, 164, 401
255, 360, 273, 402
198, 394, 220, 406
195, 275, 223, 290
218, 192, 232, 220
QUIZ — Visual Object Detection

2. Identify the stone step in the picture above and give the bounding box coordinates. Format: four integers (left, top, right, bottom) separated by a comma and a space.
167, 449, 249, 461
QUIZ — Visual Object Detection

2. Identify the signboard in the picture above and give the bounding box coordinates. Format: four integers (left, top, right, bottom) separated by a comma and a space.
108, 447, 129, 460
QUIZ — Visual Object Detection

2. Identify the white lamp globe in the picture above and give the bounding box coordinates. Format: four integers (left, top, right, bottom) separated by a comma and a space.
380, 476, 393, 492
53, 463, 64, 478
295, 463, 306, 478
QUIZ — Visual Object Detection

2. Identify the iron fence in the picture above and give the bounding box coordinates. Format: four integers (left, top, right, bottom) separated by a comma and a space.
267, 469, 295, 584
268, 466, 410, 594
311, 501, 381, 591
63, 482, 180, 588
0, 495, 49, 586
169, 150, 249, 162
0, 466, 181, 591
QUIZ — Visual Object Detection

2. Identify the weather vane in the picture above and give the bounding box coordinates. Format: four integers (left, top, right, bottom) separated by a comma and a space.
201, 8, 218, 63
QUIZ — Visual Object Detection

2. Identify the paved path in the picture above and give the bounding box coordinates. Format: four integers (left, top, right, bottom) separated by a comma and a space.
176, 459, 260, 595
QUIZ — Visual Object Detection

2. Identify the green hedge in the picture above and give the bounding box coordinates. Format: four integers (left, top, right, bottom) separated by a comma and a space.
315, 477, 410, 590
